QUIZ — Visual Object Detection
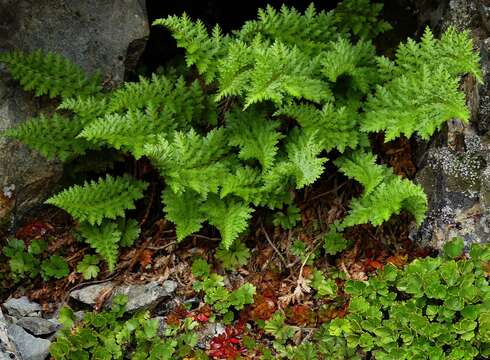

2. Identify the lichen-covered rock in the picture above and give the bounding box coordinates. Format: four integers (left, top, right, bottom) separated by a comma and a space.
0, 0, 149, 232
412, 0, 490, 249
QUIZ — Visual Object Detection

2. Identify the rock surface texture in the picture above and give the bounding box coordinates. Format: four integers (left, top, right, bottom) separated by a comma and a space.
413, 0, 490, 248
0, 0, 149, 232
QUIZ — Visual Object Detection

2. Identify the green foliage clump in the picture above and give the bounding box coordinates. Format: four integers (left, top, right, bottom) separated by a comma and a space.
323, 240, 490, 359
0, 0, 481, 252
215, 240, 251, 270
50, 295, 206, 360
191, 258, 256, 321
3, 239, 69, 281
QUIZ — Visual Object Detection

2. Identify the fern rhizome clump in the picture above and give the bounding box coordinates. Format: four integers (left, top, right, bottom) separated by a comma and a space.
0, 0, 481, 270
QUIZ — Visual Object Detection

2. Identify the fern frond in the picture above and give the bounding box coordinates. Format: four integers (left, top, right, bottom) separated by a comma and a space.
226, 108, 283, 170
220, 166, 262, 201
237, 3, 338, 55
2, 113, 91, 161
153, 14, 228, 84
46, 175, 148, 225
284, 129, 327, 188
58, 96, 108, 120
333, 0, 392, 40
144, 130, 230, 196
0, 49, 101, 98
362, 66, 469, 140
336, 151, 427, 227
393, 27, 481, 81
201, 196, 253, 249
335, 151, 388, 195
278, 102, 360, 152
321, 38, 379, 95
117, 218, 141, 247
162, 188, 207, 241
342, 176, 427, 227
228, 40, 331, 107
79, 221, 121, 271
79, 109, 176, 158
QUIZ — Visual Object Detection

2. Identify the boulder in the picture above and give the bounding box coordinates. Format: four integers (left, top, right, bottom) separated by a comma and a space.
0, 0, 149, 232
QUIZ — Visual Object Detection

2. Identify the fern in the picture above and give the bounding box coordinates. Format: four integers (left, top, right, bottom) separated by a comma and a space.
336, 151, 427, 227
80, 221, 121, 271
2, 113, 91, 161
201, 196, 253, 249
237, 4, 339, 55
162, 188, 207, 241
226, 108, 283, 170
0, 1, 480, 251
333, 0, 392, 39
144, 130, 230, 196
278, 102, 362, 152
46, 175, 148, 225
0, 49, 101, 98
153, 15, 228, 84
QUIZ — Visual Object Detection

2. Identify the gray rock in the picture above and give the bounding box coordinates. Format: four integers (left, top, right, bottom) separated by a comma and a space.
0, 308, 21, 360
110, 280, 178, 312
0, 0, 149, 231
16, 317, 59, 336
3, 297, 42, 318
7, 324, 50, 360
70, 282, 115, 306
409, 0, 490, 250
70, 280, 178, 312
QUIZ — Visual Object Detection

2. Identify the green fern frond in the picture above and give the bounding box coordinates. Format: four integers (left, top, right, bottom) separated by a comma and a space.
79, 109, 176, 159
220, 166, 262, 201
335, 151, 389, 195
153, 14, 228, 84
362, 66, 469, 140
284, 129, 327, 188
46, 175, 148, 225
278, 102, 360, 152
201, 196, 253, 249
321, 38, 379, 95
0, 49, 101, 98
144, 130, 230, 196
2, 113, 91, 161
342, 176, 427, 227
79, 221, 121, 271
221, 40, 331, 107
237, 3, 338, 55
392, 27, 481, 81
336, 151, 427, 227
333, 0, 392, 39
226, 108, 283, 170
162, 188, 207, 241
58, 96, 108, 120
117, 218, 141, 247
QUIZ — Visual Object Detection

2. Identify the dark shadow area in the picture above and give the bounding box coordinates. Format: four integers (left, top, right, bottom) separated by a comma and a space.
139, 0, 423, 75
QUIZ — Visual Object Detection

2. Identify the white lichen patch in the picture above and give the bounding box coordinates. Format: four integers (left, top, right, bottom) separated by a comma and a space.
3, 184, 15, 199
